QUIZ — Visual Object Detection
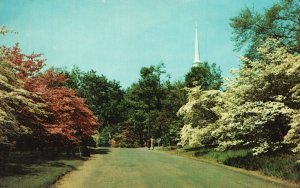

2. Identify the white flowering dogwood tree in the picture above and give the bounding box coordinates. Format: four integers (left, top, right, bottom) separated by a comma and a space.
178, 39, 300, 155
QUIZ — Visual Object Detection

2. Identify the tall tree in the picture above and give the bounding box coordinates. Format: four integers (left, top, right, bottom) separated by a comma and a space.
137, 63, 166, 138
159, 80, 186, 145
185, 62, 222, 89
230, 0, 300, 59
119, 84, 148, 146
65, 68, 124, 127
116, 64, 186, 147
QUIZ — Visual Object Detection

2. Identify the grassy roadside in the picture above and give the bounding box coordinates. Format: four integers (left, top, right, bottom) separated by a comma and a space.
0, 152, 85, 188
159, 146, 300, 186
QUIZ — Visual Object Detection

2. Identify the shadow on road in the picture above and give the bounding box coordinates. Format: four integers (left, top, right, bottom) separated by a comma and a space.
90, 148, 111, 155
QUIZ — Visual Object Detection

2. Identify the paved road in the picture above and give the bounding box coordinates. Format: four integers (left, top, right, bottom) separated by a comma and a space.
54, 148, 295, 188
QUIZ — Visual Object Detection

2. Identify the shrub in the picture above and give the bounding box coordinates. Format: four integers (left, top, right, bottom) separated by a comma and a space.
225, 152, 300, 181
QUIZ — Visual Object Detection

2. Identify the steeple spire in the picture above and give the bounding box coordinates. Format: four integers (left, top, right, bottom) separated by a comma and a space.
193, 23, 200, 67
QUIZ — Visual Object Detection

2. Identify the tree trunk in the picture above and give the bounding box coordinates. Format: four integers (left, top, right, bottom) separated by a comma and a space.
148, 110, 151, 139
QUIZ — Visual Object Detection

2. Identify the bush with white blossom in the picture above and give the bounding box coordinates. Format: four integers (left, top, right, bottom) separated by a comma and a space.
178, 39, 300, 155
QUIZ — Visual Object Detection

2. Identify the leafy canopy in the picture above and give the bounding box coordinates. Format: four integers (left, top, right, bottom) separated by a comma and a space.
185, 62, 222, 90
230, 0, 300, 59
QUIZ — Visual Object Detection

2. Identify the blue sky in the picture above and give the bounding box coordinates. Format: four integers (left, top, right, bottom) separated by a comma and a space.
0, 0, 278, 88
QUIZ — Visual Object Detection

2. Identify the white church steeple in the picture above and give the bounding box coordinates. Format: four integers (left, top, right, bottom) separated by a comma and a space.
193, 23, 200, 67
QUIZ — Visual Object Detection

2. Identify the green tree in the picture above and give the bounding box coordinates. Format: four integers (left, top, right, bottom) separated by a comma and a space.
117, 84, 148, 146
114, 64, 186, 147
83, 71, 124, 127
230, 0, 300, 59
64, 67, 124, 146
159, 80, 186, 146
185, 62, 222, 89
137, 63, 166, 138
64, 66, 82, 90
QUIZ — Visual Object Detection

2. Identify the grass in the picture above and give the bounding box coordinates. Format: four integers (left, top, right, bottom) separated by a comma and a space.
0, 151, 85, 188
200, 149, 249, 163
224, 152, 300, 181
161, 146, 300, 183
55, 148, 297, 188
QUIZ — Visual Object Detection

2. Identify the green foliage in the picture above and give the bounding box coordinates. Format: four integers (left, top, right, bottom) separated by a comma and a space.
105, 63, 186, 147
0, 25, 16, 35
156, 81, 186, 146
185, 62, 223, 89
225, 153, 300, 181
64, 67, 124, 144
64, 63, 185, 147
190, 148, 250, 164
138, 63, 166, 111
201, 149, 250, 164
111, 129, 140, 148
98, 127, 112, 147
230, 0, 300, 59
179, 147, 300, 181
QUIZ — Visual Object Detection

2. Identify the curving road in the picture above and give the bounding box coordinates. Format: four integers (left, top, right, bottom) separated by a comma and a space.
54, 148, 296, 188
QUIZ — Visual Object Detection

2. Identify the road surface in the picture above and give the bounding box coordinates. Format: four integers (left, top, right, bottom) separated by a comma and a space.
54, 148, 296, 188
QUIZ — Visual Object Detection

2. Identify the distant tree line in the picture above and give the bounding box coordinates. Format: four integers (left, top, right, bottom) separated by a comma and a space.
63, 61, 222, 148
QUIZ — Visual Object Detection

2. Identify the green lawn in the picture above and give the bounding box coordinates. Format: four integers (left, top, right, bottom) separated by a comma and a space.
163, 147, 300, 184
55, 147, 297, 188
2, 148, 298, 188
